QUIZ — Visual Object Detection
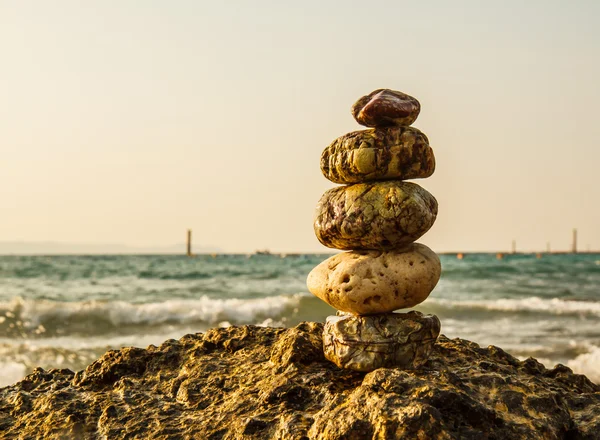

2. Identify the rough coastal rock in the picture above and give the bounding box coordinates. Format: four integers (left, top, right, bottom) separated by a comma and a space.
307, 244, 441, 314
320, 126, 435, 184
314, 181, 438, 250
1, 324, 599, 439
323, 311, 440, 372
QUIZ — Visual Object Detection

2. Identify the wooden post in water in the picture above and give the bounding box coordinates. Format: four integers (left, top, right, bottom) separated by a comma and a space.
546, 242, 551, 253
511, 240, 516, 254
186, 229, 193, 257
572, 228, 577, 254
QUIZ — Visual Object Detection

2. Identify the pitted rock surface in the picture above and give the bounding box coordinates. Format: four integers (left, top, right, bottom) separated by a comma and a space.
320, 126, 435, 184
1, 324, 599, 439
352, 89, 421, 127
314, 181, 438, 251
323, 311, 440, 372
307, 244, 441, 314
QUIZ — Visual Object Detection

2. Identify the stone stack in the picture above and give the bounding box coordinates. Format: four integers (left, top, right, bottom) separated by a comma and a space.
307, 89, 442, 372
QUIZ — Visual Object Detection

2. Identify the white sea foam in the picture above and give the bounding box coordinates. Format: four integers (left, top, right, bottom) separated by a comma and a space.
427, 297, 600, 317
0, 362, 27, 387
0, 293, 307, 334
568, 346, 600, 384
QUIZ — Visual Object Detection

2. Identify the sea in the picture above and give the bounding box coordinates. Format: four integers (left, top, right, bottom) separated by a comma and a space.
1, 253, 599, 387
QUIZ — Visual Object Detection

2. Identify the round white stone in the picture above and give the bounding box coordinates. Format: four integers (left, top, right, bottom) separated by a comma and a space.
307, 243, 441, 315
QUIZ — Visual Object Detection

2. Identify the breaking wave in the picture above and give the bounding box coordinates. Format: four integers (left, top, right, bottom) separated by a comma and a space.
426, 297, 600, 318
567, 345, 600, 384
0, 293, 311, 338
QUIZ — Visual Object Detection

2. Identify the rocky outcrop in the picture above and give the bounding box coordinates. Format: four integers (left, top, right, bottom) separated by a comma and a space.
0, 323, 599, 439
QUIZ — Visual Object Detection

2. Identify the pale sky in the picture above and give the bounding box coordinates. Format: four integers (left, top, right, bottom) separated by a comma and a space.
1, 1, 599, 253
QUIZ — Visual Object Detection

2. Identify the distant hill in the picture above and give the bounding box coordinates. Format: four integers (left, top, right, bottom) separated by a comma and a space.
0, 242, 222, 255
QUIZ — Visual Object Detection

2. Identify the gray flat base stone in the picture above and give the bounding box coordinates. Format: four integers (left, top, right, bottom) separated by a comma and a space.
323, 311, 440, 372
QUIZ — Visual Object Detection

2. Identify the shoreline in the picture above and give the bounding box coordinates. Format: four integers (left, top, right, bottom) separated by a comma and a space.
1, 254, 599, 396
1, 251, 600, 257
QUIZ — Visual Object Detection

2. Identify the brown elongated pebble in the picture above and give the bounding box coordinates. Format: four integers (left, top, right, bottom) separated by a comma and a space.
323, 311, 441, 372
352, 89, 420, 127
321, 126, 435, 184
314, 181, 437, 251
307, 243, 441, 315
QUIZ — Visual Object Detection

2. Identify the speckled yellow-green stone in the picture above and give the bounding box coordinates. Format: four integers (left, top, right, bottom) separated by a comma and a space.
314, 181, 437, 251
321, 126, 435, 184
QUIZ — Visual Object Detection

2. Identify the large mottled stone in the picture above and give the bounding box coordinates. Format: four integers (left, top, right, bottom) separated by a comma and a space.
314, 181, 438, 251
307, 244, 441, 315
1, 324, 599, 439
323, 311, 441, 372
320, 126, 435, 184
351, 89, 420, 127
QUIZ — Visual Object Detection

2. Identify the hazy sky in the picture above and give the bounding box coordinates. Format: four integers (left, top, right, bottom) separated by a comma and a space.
2, 1, 599, 253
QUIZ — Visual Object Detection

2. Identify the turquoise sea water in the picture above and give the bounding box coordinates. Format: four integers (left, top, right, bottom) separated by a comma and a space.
0, 253, 599, 386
